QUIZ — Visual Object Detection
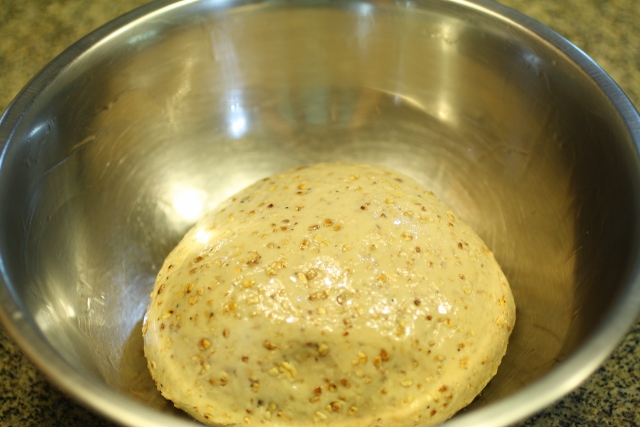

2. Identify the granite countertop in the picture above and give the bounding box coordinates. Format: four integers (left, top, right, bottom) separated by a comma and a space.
0, 0, 638, 426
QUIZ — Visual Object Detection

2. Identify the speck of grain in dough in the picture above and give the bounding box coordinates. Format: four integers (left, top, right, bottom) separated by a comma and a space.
143, 162, 516, 427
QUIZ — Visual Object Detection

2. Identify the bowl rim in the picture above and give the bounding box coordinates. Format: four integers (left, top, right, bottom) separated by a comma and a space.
0, 0, 639, 426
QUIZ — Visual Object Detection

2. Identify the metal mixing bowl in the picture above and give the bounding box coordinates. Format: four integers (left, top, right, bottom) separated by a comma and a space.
1, 0, 639, 426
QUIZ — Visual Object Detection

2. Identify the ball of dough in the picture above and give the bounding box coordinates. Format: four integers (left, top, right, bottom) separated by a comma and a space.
143, 162, 515, 427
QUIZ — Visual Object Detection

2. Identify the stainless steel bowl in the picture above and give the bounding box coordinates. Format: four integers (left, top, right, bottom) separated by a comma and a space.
1, 0, 639, 426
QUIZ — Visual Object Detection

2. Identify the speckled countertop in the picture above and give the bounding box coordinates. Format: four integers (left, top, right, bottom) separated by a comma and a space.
0, 0, 639, 426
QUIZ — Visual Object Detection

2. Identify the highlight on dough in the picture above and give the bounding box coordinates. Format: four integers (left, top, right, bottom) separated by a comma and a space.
142, 162, 516, 426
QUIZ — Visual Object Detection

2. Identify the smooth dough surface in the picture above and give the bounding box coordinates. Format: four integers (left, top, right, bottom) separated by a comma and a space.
143, 162, 515, 427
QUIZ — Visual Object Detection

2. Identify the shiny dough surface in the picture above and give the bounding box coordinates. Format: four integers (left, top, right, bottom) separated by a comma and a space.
143, 162, 515, 427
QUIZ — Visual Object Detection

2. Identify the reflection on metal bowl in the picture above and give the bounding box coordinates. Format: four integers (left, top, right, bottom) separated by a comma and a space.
0, 1, 639, 426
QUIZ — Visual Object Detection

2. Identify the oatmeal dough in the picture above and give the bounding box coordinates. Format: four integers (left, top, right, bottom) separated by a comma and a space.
143, 162, 515, 426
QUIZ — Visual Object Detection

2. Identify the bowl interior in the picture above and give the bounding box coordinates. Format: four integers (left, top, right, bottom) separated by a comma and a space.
1, 0, 639, 425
